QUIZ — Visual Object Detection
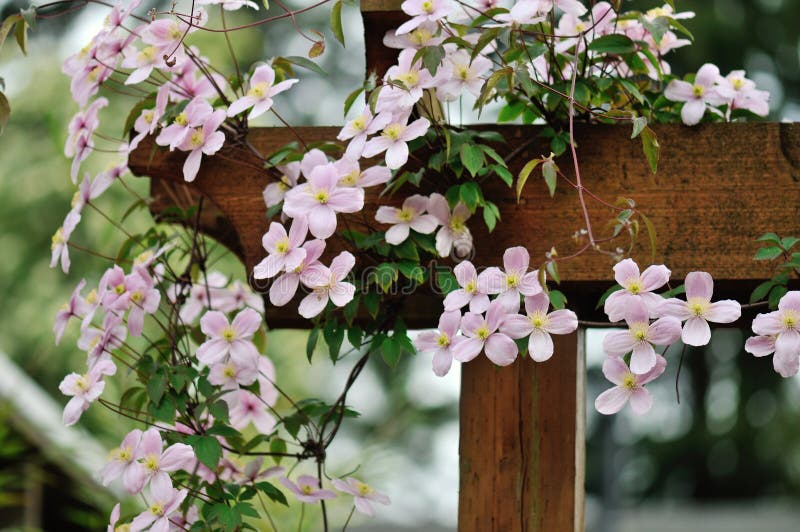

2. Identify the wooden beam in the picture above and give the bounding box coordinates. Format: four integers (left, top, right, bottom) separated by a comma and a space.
459, 331, 585, 531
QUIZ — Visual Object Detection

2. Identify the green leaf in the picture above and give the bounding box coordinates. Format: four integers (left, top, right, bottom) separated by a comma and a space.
256, 481, 289, 506
482, 204, 497, 232
380, 337, 401, 367
493, 164, 513, 187
397, 261, 425, 282
596, 284, 623, 309
283, 55, 327, 76
188, 435, 222, 469
471, 27, 500, 60
460, 143, 485, 177
421, 45, 446, 76
459, 181, 482, 211
363, 291, 380, 318
208, 504, 240, 531
754, 247, 783, 261
371, 263, 398, 292
781, 237, 800, 251
548, 289, 567, 310
269, 438, 287, 464
516, 158, 541, 201
756, 232, 782, 245
631, 116, 647, 139
498, 100, 525, 122
588, 34, 636, 55
306, 327, 319, 362
343, 87, 363, 116
0, 90, 9, 136
436, 268, 458, 294
750, 279, 775, 303
323, 320, 345, 362
769, 284, 789, 309
14, 19, 27, 55
545, 260, 561, 284
640, 126, 659, 173
0, 15, 22, 53
330, 0, 345, 46
639, 211, 658, 263
541, 159, 557, 197
146, 371, 167, 403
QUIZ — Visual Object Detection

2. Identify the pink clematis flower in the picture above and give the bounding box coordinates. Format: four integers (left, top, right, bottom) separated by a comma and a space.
196, 308, 262, 368
297, 251, 356, 318
156, 97, 214, 150
487, 0, 547, 27
477, 246, 542, 312
664, 63, 727, 125
227, 64, 298, 119
177, 109, 226, 182
280, 475, 336, 503
51, 211, 81, 274
337, 108, 392, 158
604, 258, 671, 322
452, 300, 518, 366
396, 0, 454, 35
269, 239, 326, 306
59, 359, 116, 426
362, 117, 430, 170
54, 279, 90, 345
594, 355, 666, 415
129, 474, 188, 532
65, 97, 108, 158
127, 428, 195, 494
384, 21, 443, 50
384, 49, 436, 108
263, 161, 300, 208
80, 313, 128, 369
107, 503, 124, 532
101, 429, 144, 491
126, 266, 162, 337
226, 389, 276, 434
413, 310, 463, 376
332, 477, 391, 517
283, 163, 365, 239
716, 70, 770, 117
375, 194, 438, 244
746, 291, 800, 377
253, 218, 309, 279
443, 261, 490, 313
658, 271, 741, 346
603, 299, 681, 374
333, 157, 392, 188
208, 355, 259, 388
501, 293, 579, 361
70, 170, 117, 217
427, 193, 473, 258
437, 50, 492, 101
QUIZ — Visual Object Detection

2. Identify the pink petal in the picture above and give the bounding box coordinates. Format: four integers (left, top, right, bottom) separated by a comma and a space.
612, 258, 640, 287
637, 354, 667, 385
684, 271, 713, 300
452, 337, 484, 362
484, 333, 518, 366
658, 298, 692, 320
705, 300, 741, 324
432, 348, 453, 377
385, 223, 411, 244
775, 329, 800, 357
485, 300, 508, 331
182, 149, 203, 182
327, 187, 364, 213
628, 387, 653, 415
385, 141, 409, 169
682, 316, 711, 346
307, 205, 337, 239
330, 251, 355, 281
269, 273, 299, 306
630, 342, 657, 374
459, 312, 485, 336
454, 261, 477, 286
298, 292, 329, 318
232, 308, 261, 337
329, 281, 356, 307
778, 291, 800, 312
477, 267, 505, 294
603, 330, 637, 357
197, 338, 229, 365
528, 330, 554, 362
200, 311, 228, 337
409, 214, 438, 234
639, 264, 671, 292
469, 294, 490, 314
439, 310, 462, 336
159, 443, 195, 471
744, 335, 775, 357
601, 356, 630, 386
681, 98, 707, 126
664, 80, 694, 102
752, 312, 783, 336
426, 193, 450, 224
648, 316, 682, 345
594, 386, 630, 415
502, 246, 530, 274
545, 309, 578, 334
773, 350, 800, 377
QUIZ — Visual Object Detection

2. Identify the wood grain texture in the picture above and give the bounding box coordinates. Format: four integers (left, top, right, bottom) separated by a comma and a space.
459, 331, 584, 531
129, 122, 800, 326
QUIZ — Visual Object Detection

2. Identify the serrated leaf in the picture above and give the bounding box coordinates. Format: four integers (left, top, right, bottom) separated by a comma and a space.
588, 34, 635, 54
516, 158, 541, 201
269, 438, 287, 464
188, 435, 222, 469
754, 247, 783, 261
640, 126, 659, 173
421, 45, 445, 76
330, 0, 345, 46
256, 481, 288, 506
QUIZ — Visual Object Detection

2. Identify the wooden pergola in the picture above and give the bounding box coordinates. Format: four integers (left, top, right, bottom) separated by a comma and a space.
130, 2, 800, 529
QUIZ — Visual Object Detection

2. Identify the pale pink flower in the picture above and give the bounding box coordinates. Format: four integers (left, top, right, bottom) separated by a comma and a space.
101, 429, 144, 491
280, 475, 336, 503
65, 97, 108, 158
452, 300, 518, 366
129, 85, 170, 151
197, 0, 259, 10
595, 355, 666, 415
426, 193, 473, 258
216, 279, 264, 314
50, 211, 81, 274
437, 50, 492, 101
603, 299, 681, 374
333, 157, 392, 188
70, 62, 113, 107
383, 21, 443, 50
54, 279, 90, 345
79, 313, 127, 369
658, 271, 741, 346
283, 163, 365, 239
413, 310, 463, 376
501, 293, 578, 361
443, 261, 490, 313
253, 218, 309, 279
173, 270, 229, 323
177, 109, 226, 182
477, 247, 542, 312
239, 458, 284, 484
297, 251, 356, 318
664, 63, 728, 125
99, 264, 131, 311
105, 0, 143, 31
141, 16, 196, 51
197, 308, 262, 368
362, 117, 430, 170
385, 49, 436, 108
396, 0, 454, 35
155, 97, 214, 150
107, 503, 123, 532
269, 239, 326, 306
604, 258, 671, 322
129, 474, 188, 532
337, 108, 392, 158
263, 162, 301, 208
127, 428, 195, 493
716, 70, 770, 117
59, 359, 116, 426
487, 0, 546, 28
226, 389, 276, 434
746, 291, 800, 377
332, 477, 391, 516
171, 60, 228, 101
208, 357, 258, 388
375, 195, 438, 244
227, 64, 298, 119
70, 170, 116, 217
120, 42, 175, 85
125, 266, 161, 336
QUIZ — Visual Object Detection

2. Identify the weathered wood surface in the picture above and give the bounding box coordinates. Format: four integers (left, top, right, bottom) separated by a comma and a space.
459, 331, 585, 532
130, 122, 800, 326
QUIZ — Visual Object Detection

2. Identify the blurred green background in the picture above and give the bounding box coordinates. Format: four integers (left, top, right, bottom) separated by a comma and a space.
1, 0, 799, 530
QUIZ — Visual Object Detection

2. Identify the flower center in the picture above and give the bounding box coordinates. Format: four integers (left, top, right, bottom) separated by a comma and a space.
356, 482, 372, 495
456, 65, 470, 80
732, 77, 744, 90
143, 110, 154, 124
174, 111, 188, 126
130, 290, 144, 304
398, 207, 415, 222
248, 81, 271, 99
86, 289, 98, 304
622, 373, 637, 390
475, 326, 490, 340
465, 280, 477, 294
340, 171, 359, 186
687, 297, 709, 317
437, 333, 450, 347
188, 128, 204, 149
276, 238, 290, 254
314, 190, 330, 204
410, 28, 433, 46
692, 84, 705, 97
383, 123, 405, 141
118, 446, 132, 462
575, 22, 586, 32
351, 116, 366, 132
222, 326, 237, 342
144, 454, 159, 471
529, 311, 548, 329
506, 273, 519, 288
449, 216, 464, 232
630, 323, 649, 342
149, 502, 164, 516
222, 363, 237, 378
51, 228, 65, 249
88, 65, 103, 82
75, 374, 90, 392
140, 46, 157, 61
783, 310, 798, 329
301, 485, 314, 495
421, 0, 434, 13
626, 279, 642, 295
396, 70, 420, 87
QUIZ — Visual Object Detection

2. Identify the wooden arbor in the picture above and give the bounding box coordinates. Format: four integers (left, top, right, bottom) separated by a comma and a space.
129, 2, 800, 530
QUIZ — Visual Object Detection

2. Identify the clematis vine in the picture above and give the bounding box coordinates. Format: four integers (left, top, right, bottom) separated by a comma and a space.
603, 299, 681, 374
